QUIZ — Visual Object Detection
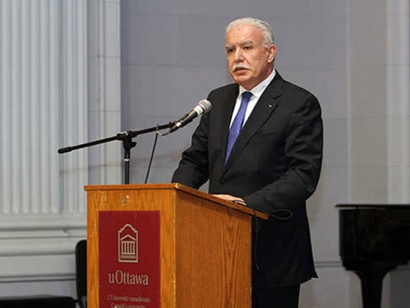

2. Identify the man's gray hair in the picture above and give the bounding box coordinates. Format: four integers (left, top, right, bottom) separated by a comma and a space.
226, 17, 275, 47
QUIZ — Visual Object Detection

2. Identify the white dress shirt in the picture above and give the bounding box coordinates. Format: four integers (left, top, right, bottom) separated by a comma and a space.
229, 69, 276, 128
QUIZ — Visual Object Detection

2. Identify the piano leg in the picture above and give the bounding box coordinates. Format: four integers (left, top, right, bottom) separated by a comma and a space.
356, 262, 399, 308
356, 271, 384, 308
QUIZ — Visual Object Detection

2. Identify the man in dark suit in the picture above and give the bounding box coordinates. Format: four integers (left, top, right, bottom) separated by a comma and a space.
172, 17, 323, 308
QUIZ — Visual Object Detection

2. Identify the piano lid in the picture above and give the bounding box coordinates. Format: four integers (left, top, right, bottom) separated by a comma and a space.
337, 203, 410, 262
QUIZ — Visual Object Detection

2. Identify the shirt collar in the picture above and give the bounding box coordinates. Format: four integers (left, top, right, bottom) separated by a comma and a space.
239, 69, 276, 99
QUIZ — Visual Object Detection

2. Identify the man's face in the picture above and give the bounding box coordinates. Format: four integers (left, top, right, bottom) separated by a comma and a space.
226, 24, 276, 90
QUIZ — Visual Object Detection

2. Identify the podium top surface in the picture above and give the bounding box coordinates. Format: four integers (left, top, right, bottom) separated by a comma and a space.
85, 183, 268, 220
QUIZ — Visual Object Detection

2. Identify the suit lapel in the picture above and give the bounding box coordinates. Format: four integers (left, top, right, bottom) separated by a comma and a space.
220, 86, 239, 143
223, 74, 284, 169
212, 86, 239, 174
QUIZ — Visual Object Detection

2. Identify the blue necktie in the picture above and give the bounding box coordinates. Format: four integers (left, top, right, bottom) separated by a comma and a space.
225, 91, 252, 163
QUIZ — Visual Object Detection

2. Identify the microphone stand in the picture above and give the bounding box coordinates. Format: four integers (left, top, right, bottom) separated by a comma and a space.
58, 122, 174, 184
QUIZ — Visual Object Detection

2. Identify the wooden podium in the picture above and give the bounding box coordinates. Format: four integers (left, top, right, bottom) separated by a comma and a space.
85, 183, 267, 308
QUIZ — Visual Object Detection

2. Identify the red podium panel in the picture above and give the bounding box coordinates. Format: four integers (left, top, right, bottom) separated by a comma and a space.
98, 211, 160, 308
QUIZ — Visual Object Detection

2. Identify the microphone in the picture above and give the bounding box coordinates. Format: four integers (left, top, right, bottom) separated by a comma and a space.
169, 99, 212, 133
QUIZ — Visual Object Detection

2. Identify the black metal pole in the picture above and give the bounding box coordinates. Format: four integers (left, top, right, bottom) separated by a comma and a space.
122, 135, 137, 184
58, 122, 174, 184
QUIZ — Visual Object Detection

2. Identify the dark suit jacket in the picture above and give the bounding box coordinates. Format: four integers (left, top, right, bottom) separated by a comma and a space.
172, 72, 323, 287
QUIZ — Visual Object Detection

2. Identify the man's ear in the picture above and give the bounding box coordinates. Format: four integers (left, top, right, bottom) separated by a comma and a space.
267, 44, 276, 63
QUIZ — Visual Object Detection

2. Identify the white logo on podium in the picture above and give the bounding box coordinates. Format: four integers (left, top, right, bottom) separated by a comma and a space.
118, 224, 138, 263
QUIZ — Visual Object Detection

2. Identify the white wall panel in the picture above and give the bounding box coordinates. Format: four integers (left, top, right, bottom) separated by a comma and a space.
0, 0, 121, 296
0, 0, 89, 293
0, 0, 87, 218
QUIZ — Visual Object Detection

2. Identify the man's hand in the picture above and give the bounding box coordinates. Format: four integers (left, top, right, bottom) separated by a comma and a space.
213, 194, 247, 206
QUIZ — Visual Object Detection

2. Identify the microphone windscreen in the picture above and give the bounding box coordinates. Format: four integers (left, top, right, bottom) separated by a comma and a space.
198, 99, 212, 113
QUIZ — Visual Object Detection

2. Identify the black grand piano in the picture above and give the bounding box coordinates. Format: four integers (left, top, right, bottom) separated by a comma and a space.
337, 204, 410, 308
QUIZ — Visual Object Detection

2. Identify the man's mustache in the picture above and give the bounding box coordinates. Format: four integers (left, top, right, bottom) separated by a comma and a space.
232, 64, 250, 71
